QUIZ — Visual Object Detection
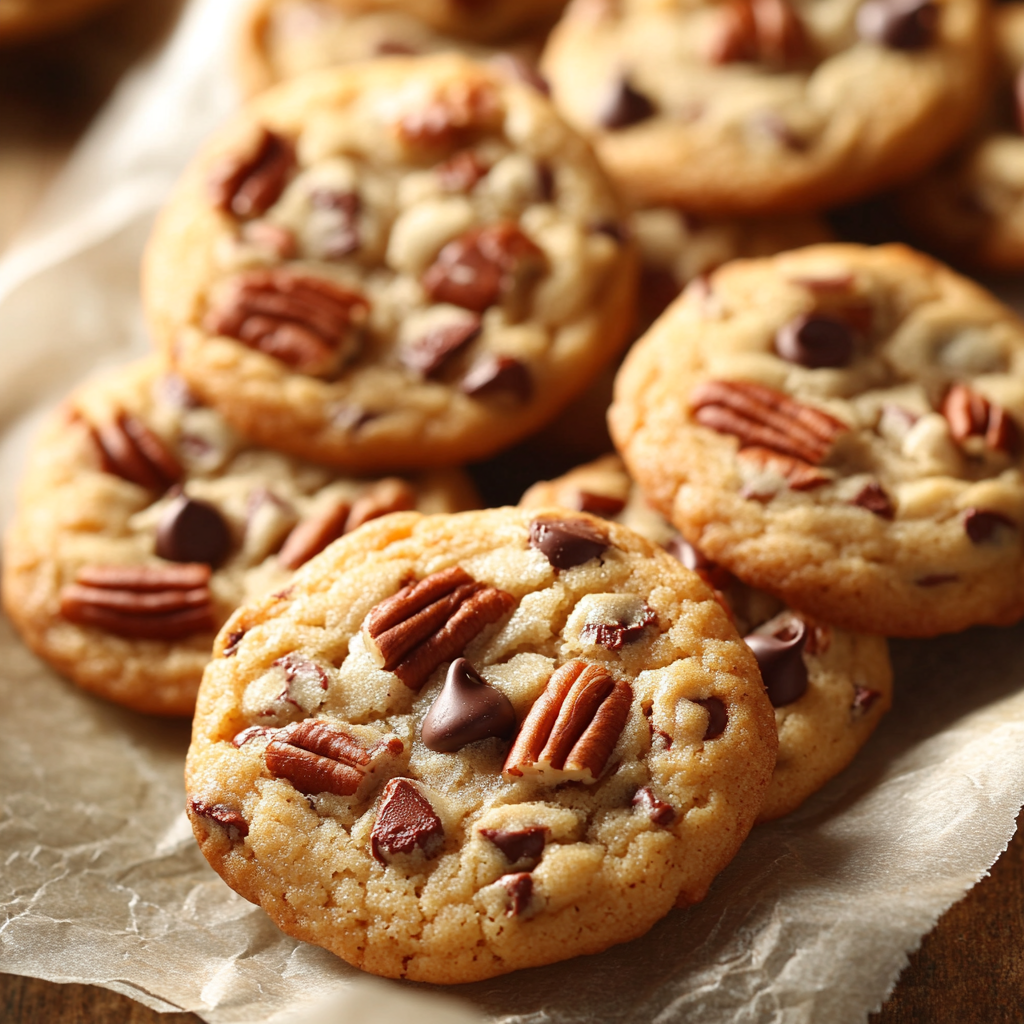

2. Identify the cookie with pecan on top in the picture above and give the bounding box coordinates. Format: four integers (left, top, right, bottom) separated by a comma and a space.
143, 54, 637, 471
185, 507, 777, 982
610, 243, 1024, 637
1, 358, 476, 715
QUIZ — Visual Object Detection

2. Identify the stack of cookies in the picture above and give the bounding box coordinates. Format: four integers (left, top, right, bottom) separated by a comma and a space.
5, 0, 1024, 992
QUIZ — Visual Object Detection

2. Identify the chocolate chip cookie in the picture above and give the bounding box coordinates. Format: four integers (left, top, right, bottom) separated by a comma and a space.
2, 359, 476, 716
143, 55, 637, 471
520, 454, 892, 821
540, 0, 990, 213
609, 243, 1024, 637
185, 507, 777, 981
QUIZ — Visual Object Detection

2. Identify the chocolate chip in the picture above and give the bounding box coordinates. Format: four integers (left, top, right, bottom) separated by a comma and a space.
775, 314, 854, 368
694, 697, 728, 740
856, 0, 937, 49
402, 316, 481, 377
665, 536, 734, 591
537, 163, 555, 202
745, 618, 809, 706
371, 778, 444, 863
223, 628, 246, 657
479, 827, 546, 862
498, 872, 533, 916
964, 509, 1017, 544
851, 482, 894, 519
529, 516, 608, 569
420, 658, 516, 753
852, 687, 882, 716
631, 786, 676, 826
580, 601, 656, 650
575, 491, 626, 518
188, 798, 248, 839
460, 355, 532, 402
598, 78, 655, 129
591, 220, 628, 245
156, 493, 232, 567
273, 653, 330, 708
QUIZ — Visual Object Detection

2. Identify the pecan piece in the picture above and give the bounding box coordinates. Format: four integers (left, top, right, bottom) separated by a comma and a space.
60, 563, 214, 640
737, 446, 831, 491
208, 128, 294, 219
396, 80, 501, 149
364, 567, 515, 691
503, 660, 633, 784
371, 778, 444, 862
265, 719, 403, 798
709, 0, 807, 65
691, 380, 847, 465
941, 384, 1019, 456
91, 411, 182, 491
278, 497, 351, 570
203, 269, 369, 378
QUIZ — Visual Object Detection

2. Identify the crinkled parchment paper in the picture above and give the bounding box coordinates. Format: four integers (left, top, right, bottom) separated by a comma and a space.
2, 3, 1024, 1020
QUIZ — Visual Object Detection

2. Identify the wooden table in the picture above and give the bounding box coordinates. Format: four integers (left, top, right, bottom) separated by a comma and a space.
1, 3, 1022, 1020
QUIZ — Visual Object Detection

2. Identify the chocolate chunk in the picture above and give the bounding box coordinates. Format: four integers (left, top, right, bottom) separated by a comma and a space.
188, 798, 249, 839
156, 493, 232, 568
479, 827, 546, 862
529, 516, 608, 569
575, 491, 626, 518
598, 78, 655, 129
851, 481, 894, 519
309, 188, 360, 259
580, 600, 656, 650
694, 697, 728, 740
964, 509, 1017, 544
223, 628, 246, 657
420, 658, 516, 752
460, 355, 532, 402
371, 778, 445, 862
498, 872, 533, 916
856, 0, 937, 49
403, 316, 481, 377
775, 314, 854, 368
745, 618, 809, 707
631, 786, 676, 826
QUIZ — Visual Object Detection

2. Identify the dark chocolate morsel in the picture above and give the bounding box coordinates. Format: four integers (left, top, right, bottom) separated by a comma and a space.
775, 314, 854, 368
529, 516, 608, 569
580, 602, 656, 650
693, 696, 728, 740
498, 872, 533, 916
745, 619, 809, 707
156, 493, 232, 567
421, 658, 516, 752
479, 827, 546, 862
851, 481, 894, 519
371, 778, 444, 862
460, 355, 532, 402
964, 508, 1017, 544
223, 628, 246, 657
856, 0, 937, 49
598, 78, 655, 129
631, 786, 676, 826
188, 798, 249, 838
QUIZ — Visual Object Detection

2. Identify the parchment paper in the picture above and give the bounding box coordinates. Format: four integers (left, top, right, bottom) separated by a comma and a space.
2, 3, 1024, 1021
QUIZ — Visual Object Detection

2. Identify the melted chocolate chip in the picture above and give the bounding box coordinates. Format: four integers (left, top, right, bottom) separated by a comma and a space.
156, 493, 232, 567
856, 0, 937, 49
745, 619, 809, 707
775, 314, 854, 368
694, 697, 728, 740
403, 316, 481, 377
575, 491, 626, 518
460, 355, 532, 402
851, 482, 894, 519
188, 798, 248, 839
273, 653, 330, 707
964, 509, 1017, 544
223, 628, 246, 657
598, 79, 655, 129
580, 601, 656, 650
420, 658, 516, 752
529, 516, 608, 569
479, 827, 546, 862
498, 872, 533, 916
371, 778, 444, 862
631, 786, 676, 826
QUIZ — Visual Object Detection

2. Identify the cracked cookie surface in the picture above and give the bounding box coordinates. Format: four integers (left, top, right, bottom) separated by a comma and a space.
1, 358, 475, 715
144, 54, 636, 471
185, 506, 777, 982
610, 243, 1024, 637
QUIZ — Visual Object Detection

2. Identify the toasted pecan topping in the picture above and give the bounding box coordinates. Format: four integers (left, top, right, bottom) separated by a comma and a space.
709, 0, 807, 65
91, 411, 182, 492
942, 384, 1019, 456
208, 128, 295, 219
503, 660, 633, 784
737, 446, 831, 491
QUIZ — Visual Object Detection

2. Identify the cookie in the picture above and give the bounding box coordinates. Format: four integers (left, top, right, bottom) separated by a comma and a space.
144, 55, 637, 471
540, 0, 990, 213
0, 0, 117, 43
349, 0, 567, 42
238, 0, 548, 95
520, 454, 893, 821
896, 5, 1024, 270
2, 359, 477, 716
185, 507, 777, 982
609, 243, 1024, 638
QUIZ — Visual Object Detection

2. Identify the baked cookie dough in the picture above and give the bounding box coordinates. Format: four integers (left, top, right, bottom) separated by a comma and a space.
896, 4, 1024, 270
540, 0, 990, 213
144, 55, 636, 471
0, 0, 118, 43
185, 507, 777, 982
2, 358, 476, 716
520, 454, 893, 821
609, 243, 1024, 637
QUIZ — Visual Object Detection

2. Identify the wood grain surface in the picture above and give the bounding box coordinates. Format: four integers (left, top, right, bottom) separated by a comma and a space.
1, 2, 1022, 1021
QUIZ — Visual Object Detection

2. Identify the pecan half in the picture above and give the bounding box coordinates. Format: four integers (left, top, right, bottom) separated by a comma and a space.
503, 660, 633, 784
737, 446, 831, 491
941, 384, 1019, 456
208, 128, 294, 219
371, 778, 444, 862
691, 380, 847, 465
278, 497, 351, 570
91, 411, 182, 491
709, 0, 807, 65
265, 719, 403, 798
202, 269, 369, 378
364, 567, 515, 691
60, 563, 214, 640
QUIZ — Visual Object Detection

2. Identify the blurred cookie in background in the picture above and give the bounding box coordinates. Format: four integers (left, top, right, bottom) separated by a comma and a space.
1, 0, 127, 44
